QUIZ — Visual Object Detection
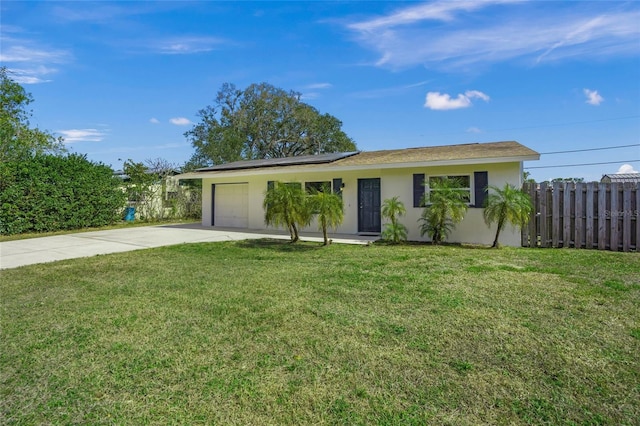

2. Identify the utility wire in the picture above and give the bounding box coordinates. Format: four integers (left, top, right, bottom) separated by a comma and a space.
540, 143, 640, 155
489, 114, 640, 132
525, 160, 639, 169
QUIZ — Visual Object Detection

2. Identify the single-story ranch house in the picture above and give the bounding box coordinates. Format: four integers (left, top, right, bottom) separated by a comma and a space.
177, 141, 540, 246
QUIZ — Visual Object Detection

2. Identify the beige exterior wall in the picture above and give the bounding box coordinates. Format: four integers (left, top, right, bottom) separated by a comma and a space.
201, 161, 524, 246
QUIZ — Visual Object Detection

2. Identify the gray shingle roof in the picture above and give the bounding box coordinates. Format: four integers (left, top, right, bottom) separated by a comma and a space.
601, 173, 640, 183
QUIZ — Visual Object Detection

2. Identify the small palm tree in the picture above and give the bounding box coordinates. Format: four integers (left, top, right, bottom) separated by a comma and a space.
483, 183, 533, 248
307, 185, 344, 245
263, 181, 311, 242
381, 196, 408, 243
419, 177, 468, 244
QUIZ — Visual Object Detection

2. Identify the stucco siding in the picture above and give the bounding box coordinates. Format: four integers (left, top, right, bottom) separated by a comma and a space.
201, 161, 524, 246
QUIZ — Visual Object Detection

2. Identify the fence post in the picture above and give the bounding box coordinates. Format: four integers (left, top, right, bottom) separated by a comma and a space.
539, 182, 549, 247
636, 184, 640, 251
598, 183, 608, 250
585, 183, 595, 249
622, 184, 632, 252
528, 183, 538, 247
563, 182, 573, 247
521, 182, 530, 247
610, 183, 619, 251
552, 182, 561, 247
575, 182, 584, 249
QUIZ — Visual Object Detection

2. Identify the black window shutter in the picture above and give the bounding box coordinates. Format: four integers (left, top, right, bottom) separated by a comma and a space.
332, 178, 343, 197
473, 171, 488, 208
413, 173, 425, 207
267, 181, 274, 191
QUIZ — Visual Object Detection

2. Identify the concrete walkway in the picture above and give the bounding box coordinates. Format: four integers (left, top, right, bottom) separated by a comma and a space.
0, 224, 379, 270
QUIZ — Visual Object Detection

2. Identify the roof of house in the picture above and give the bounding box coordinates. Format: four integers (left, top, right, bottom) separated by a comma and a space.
196, 151, 359, 172
601, 173, 640, 183
181, 141, 538, 178
328, 141, 538, 167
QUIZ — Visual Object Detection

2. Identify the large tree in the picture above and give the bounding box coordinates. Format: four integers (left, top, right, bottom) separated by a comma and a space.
0, 67, 65, 162
185, 82, 356, 167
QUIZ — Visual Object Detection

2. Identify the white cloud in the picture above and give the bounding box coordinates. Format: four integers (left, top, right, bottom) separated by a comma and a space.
348, 80, 431, 99
8, 66, 58, 84
0, 45, 71, 63
300, 83, 333, 100
616, 164, 638, 174
584, 88, 604, 106
169, 117, 192, 126
154, 36, 226, 54
0, 35, 72, 83
304, 83, 332, 90
301, 92, 320, 100
57, 129, 107, 143
149, 118, 160, 124
348, 1, 518, 32
466, 127, 482, 134
346, 1, 640, 70
424, 90, 490, 110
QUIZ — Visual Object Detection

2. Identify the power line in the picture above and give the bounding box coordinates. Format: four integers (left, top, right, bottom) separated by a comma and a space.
540, 143, 640, 155
422, 115, 640, 137
525, 160, 639, 169
489, 114, 640, 132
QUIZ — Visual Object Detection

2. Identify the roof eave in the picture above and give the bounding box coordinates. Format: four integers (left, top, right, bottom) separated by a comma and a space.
176, 154, 539, 180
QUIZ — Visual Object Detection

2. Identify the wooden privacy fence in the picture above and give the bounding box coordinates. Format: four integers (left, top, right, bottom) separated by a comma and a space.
521, 182, 639, 252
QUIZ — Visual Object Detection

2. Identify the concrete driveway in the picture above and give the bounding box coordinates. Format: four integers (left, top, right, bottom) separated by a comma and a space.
0, 223, 378, 270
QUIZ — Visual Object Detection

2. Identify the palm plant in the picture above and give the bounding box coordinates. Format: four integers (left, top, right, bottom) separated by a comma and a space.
419, 177, 469, 244
483, 183, 533, 248
381, 196, 408, 243
307, 185, 344, 245
263, 181, 311, 242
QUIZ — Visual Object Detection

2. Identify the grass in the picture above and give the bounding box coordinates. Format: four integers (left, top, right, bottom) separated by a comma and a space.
1, 241, 639, 425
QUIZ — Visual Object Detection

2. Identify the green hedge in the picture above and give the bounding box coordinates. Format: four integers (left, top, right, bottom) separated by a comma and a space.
0, 154, 127, 235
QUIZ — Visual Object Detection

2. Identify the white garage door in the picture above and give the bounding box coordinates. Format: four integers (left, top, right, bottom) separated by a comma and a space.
214, 183, 249, 228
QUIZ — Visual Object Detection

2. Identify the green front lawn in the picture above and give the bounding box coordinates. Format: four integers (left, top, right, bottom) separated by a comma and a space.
1, 242, 638, 424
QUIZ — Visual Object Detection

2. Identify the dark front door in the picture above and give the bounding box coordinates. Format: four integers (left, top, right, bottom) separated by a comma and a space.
358, 178, 381, 233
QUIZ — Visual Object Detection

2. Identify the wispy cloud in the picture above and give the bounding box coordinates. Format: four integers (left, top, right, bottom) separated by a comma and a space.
584, 89, 604, 106
349, 80, 431, 99
0, 45, 71, 63
7, 66, 59, 84
51, 2, 179, 23
349, 0, 518, 32
169, 117, 192, 126
300, 82, 333, 100
153, 36, 227, 55
149, 118, 160, 124
466, 127, 483, 134
0, 30, 72, 84
346, 1, 640, 70
424, 90, 490, 110
304, 83, 333, 90
617, 164, 638, 174
57, 129, 107, 143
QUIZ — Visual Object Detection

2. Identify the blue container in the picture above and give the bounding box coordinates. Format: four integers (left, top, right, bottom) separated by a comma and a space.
125, 207, 136, 222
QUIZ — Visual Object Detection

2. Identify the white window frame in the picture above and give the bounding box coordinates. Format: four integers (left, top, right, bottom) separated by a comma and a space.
425, 174, 473, 205
304, 181, 332, 194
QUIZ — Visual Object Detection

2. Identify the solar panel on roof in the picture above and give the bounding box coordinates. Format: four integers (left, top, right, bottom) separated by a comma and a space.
195, 151, 359, 172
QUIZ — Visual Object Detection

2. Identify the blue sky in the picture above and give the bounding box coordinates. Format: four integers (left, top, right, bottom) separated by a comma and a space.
2, 0, 639, 181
